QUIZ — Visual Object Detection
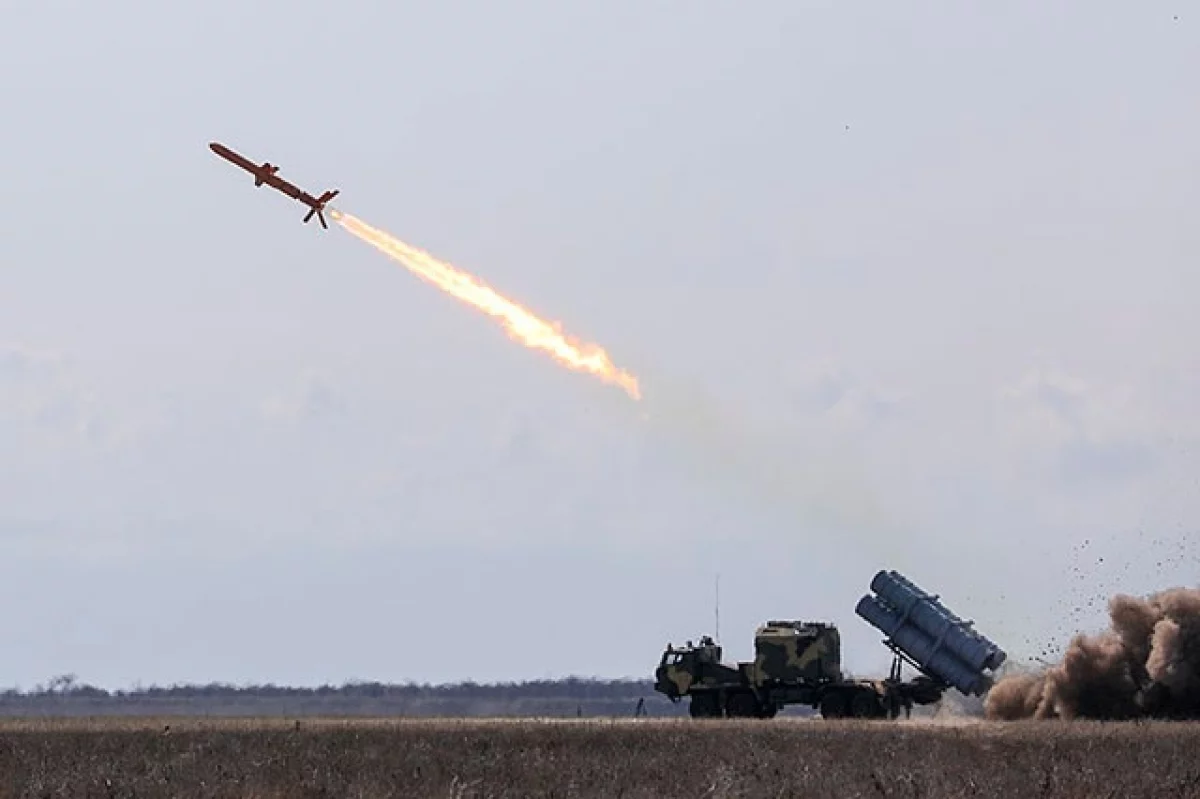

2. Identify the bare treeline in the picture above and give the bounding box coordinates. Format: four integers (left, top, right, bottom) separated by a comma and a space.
0, 677, 677, 718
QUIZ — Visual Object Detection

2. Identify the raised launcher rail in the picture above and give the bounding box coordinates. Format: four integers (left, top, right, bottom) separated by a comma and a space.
854, 570, 1007, 697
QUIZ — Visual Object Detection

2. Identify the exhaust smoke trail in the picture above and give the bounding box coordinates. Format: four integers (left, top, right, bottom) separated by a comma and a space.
330, 209, 641, 401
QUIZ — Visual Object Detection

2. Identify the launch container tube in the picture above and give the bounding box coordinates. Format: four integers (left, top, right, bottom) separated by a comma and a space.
855, 595, 992, 696
869, 570, 1007, 672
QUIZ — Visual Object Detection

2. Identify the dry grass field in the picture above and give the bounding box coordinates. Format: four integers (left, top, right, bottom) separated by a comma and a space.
0, 716, 1197, 798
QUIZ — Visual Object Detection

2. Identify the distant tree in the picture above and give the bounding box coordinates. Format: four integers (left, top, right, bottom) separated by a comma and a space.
47, 674, 78, 694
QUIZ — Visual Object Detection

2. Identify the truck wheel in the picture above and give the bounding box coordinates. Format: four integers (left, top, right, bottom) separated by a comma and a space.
819, 691, 847, 719
689, 693, 720, 718
850, 691, 883, 719
725, 692, 759, 718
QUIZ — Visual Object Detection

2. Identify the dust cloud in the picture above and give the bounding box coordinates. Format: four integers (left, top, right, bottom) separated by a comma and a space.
985, 587, 1200, 720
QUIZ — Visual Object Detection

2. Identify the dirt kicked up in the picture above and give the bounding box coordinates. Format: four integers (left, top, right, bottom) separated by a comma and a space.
986, 586, 1200, 720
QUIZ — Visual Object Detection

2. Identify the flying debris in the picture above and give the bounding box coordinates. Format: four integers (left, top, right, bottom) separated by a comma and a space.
208, 141, 340, 228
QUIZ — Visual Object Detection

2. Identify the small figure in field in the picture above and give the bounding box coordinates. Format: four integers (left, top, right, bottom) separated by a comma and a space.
635, 697, 646, 717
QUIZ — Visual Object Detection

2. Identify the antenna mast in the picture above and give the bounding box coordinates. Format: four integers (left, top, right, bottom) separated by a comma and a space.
714, 573, 721, 643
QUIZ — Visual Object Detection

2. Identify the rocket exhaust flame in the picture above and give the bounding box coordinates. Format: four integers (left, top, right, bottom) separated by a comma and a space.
329, 209, 641, 400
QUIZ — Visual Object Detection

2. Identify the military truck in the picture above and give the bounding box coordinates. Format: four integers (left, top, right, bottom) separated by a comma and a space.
653, 569, 1006, 719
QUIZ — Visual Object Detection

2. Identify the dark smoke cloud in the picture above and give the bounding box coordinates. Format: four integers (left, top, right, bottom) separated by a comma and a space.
985, 587, 1200, 720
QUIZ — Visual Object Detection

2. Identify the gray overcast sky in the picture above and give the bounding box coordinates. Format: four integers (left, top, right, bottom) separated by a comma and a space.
1, 1, 1198, 688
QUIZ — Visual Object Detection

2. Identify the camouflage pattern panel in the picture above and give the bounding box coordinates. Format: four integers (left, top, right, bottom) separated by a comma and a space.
753, 621, 843, 685
654, 636, 743, 698
701, 662, 745, 687
737, 662, 756, 685
654, 649, 694, 698
659, 664, 694, 698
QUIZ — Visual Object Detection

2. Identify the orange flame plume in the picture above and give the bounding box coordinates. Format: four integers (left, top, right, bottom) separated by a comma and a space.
330, 209, 641, 400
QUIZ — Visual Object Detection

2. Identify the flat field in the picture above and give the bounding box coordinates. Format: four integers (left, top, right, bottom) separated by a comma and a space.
0, 716, 1197, 798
